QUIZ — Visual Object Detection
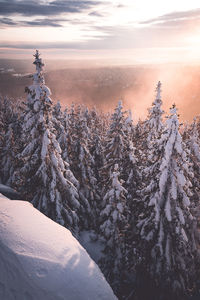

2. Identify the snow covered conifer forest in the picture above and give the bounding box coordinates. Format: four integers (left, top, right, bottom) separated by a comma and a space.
1, 51, 200, 300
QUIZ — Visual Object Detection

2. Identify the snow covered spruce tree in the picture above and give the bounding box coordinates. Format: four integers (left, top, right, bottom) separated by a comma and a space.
0, 97, 7, 183
13, 50, 80, 235
123, 109, 141, 195
140, 81, 164, 166
0, 123, 15, 185
101, 100, 132, 188
136, 81, 165, 208
0, 97, 21, 185
146, 81, 164, 142
57, 107, 70, 163
100, 101, 127, 231
133, 105, 199, 300
99, 163, 128, 295
184, 118, 200, 224
124, 82, 165, 263
101, 101, 140, 229
67, 104, 99, 230
52, 100, 63, 139
99, 101, 137, 297
87, 107, 106, 221
89, 107, 105, 182
103, 101, 126, 172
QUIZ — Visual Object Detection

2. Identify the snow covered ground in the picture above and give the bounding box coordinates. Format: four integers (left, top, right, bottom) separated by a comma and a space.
0, 194, 117, 300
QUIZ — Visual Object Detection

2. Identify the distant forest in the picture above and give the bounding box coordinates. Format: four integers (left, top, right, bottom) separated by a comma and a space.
1, 58, 200, 121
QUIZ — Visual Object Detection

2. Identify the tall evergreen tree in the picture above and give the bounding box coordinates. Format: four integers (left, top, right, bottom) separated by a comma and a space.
99, 101, 134, 297
139, 81, 165, 202
146, 81, 164, 142
99, 163, 128, 295
0, 97, 20, 185
52, 100, 63, 139
137, 81, 164, 171
89, 107, 105, 182
102, 101, 127, 174
184, 118, 200, 224
89, 107, 106, 221
125, 82, 165, 259
67, 104, 99, 230
101, 100, 131, 197
133, 105, 198, 300
13, 50, 80, 234
57, 107, 70, 163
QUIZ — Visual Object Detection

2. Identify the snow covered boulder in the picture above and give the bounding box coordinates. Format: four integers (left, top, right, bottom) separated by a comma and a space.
0, 195, 117, 300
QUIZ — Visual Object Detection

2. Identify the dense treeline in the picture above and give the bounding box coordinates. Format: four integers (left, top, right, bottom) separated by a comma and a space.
1, 51, 200, 300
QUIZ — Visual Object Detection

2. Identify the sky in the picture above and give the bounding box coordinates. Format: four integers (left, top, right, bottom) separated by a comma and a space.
1, 0, 200, 63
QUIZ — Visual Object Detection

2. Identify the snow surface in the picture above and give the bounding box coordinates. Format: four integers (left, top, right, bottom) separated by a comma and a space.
0, 195, 117, 300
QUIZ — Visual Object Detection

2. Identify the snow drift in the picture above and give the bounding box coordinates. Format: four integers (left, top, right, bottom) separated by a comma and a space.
0, 194, 117, 300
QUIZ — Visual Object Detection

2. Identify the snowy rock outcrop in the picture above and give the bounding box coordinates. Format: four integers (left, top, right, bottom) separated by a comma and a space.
0, 195, 117, 300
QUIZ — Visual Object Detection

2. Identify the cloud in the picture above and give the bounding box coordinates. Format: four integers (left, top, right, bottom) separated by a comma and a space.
0, 17, 65, 27
0, 17, 196, 51
0, 41, 85, 49
88, 11, 104, 17
24, 18, 64, 27
116, 4, 125, 8
140, 8, 200, 27
0, 0, 103, 17
0, 27, 176, 50
0, 17, 17, 25
148, 18, 200, 29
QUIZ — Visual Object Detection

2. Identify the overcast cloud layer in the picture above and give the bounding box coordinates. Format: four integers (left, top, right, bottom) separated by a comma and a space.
0, 0, 102, 16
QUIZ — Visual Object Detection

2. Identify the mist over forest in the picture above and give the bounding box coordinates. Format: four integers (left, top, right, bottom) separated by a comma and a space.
0, 58, 200, 121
